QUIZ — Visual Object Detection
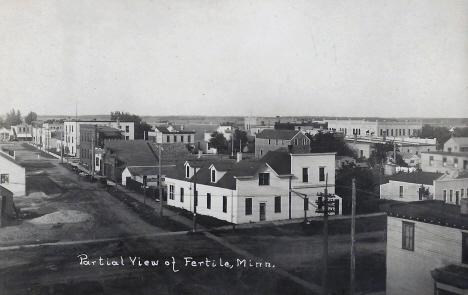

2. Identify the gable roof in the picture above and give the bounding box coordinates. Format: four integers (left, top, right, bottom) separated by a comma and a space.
451, 137, 468, 146
126, 165, 176, 176
386, 171, 445, 185
261, 151, 291, 175
104, 140, 158, 167
184, 124, 219, 140
256, 129, 301, 140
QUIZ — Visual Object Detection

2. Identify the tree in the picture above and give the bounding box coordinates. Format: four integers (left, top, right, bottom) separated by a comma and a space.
209, 131, 228, 153
110, 111, 152, 140
24, 111, 38, 124
4, 109, 22, 127
335, 162, 376, 214
418, 125, 451, 150
309, 131, 357, 158
369, 141, 395, 167
232, 129, 248, 153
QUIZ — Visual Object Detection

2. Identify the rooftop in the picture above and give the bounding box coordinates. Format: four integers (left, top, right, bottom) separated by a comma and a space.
450, 137, 468, 146
384, 171, 445, 185
422, 150, 468, 157
103, 140, 158, 167
126, 165, 176, 176
383, 200, 468, 229
256, 129, 301, 140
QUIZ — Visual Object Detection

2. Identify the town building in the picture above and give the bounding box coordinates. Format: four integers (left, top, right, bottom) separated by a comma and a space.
79, 125, 123, 172
182, 123, 219, 153
10, 124, 32, 141
164, 151, 341, 224
62, 120, 135, 157
0, 127, 10, 141
0, 150, 26, 197
384, 200, 468, 295
255, 129, 310, 158
420, 151, 468, 174
327, 119, 423, 138
443, 137, 468, 153
147, 126, 195, 147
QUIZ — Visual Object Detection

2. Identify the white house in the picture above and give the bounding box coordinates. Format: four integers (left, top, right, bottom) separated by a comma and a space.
443, 136, 468, 153
385, 200, 468, 295
0, 150, 26, 197
10, 124, 32, 141
164, 151, 341, 224
121, 165, 175, 187
0, 127, 10, 141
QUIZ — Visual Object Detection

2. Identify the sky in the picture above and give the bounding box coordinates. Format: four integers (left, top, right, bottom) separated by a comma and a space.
1, 0, 467, 118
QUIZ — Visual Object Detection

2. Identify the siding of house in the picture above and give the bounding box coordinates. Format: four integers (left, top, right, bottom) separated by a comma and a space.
433, 179, 468, 204
0, 152, 26, 197
381, 181, 434, 202
421, 152, 468, 174
386, 217, 464, 295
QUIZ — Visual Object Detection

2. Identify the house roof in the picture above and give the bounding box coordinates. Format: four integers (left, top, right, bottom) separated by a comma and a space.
422, 151, 468, 157
184, 124, 219, 140
400, 152, 420, 160
274, 145, 310, 154
386, 171, 444, 185
104, 140, 158, 168
431, 264, 468, 290
0, 151, 22, 167
256, 129, 301, 140
383, 200, 468, 229
126, 166, 176, 176
450, 137, 468, 147
148, 142, 190, 165
261, 151, 291, 175
0, 185, 14, 197
155, 126, 195, 134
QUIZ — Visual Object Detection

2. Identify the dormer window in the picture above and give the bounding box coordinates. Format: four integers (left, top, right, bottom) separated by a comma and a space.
186, 165, 190, 178
211, 169, 216, 183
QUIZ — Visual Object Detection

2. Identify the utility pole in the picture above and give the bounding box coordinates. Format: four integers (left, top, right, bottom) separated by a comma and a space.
231, 134, 234, 157
159, 144, 163, 217
193, 164, 197, 233
323, 173, 329, 295
350, 178, 356, 295
143, 175, 147, 205
316, 173, 335, 295
60, 130, 63, 163
91, 135, 95, 178
114, 150, 118, 192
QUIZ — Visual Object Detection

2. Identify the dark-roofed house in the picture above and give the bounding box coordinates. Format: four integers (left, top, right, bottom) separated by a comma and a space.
255, 129, 310, 158
384, 200, 468, 295
148, 126, 195, 147
164, 151, 340, 224
121, 165, 176, 187
183, 123, 219, 153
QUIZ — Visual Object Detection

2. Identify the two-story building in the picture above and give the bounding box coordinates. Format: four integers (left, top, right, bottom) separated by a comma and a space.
0, 150, 26, 198
421, 151, 468, 175
79, 125, 123, 172
10, 124, 32, 141
148, 126, 195, 147
63, 120, 135, 158
164, 151, 341, 224
255, 129, 310, 158
443, 137, 468, 153
384, 200, 468, 295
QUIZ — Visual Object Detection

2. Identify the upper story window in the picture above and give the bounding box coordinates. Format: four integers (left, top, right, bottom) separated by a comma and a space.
259, 173, 270, 186
126, 126, 129, 133
443, 157, 447, 167
188, 135, 191, 142
430, 156, 434, 166
302, 168, 308, 183
186, 165, 190, 178
443, 190, 447, 202
268, 139, 271, 145
211, 169, 216, 183
181, 136, 184, 142
294, 138, 298, 145
399, 186, 403, 198
463, 232, 468, 264
173, 135, 177, 142
402, 221, 414, 251
319, 167, 325, 182
167, 136, 170, 143
454, 158, 458, 168
1, 174, 9, 183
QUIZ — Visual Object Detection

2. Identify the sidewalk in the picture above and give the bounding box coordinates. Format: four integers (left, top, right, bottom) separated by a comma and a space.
111, 182, 206, 231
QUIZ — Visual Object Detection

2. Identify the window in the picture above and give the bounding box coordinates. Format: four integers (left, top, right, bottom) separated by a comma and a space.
1, 174, 9, 183
403, 129, 405, 136
223, 196, 227, 213
443, 157, 447, 167
448, 148, 452, 153
430, 156, 434, 166
96, 157, 100, 166
463, 232, 468, 264
319, 167, 325, 182
186, 166, 190, 178
462, 189, 465, 198
245, 198, 252, 215
180, 188, 184, 203
402, 222, 414, 251
450, 190, 453, 202
275, 196, 281, 213
180, 136, 184, 142
454, 158, 458, 168
302, 168, 308, 183
282, 140, 284, 145
173, 135, 177, 142
275, 139, 278, 145
260, 149, 263, 156
169, 185, 174, 200
207, 193, 211, 209
126, 126, 129, 132
259, 173, 270, 185
125, 136, 129, 140
399, 186, 404, 198
443, 190, 447, 202
294, 138, 298, 145
268, 139, 271, 145
195, 191, 198, 206
188, 135, 191, 142
211, 169, 216, 183
167, 136, 170, 143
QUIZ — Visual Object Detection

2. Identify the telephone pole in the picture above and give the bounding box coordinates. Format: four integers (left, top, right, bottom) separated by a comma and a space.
350, 178, 356, 295
159, 144, 163, 217
193, 164, 197, 233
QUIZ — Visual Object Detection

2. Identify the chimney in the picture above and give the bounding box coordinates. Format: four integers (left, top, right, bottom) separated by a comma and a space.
354, 133, 357, 144
382, 130, 387, 142
237, 152, 242, 162
198, 149, 202, 158
461, 198, 468, 215
288, 145, 293, 153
